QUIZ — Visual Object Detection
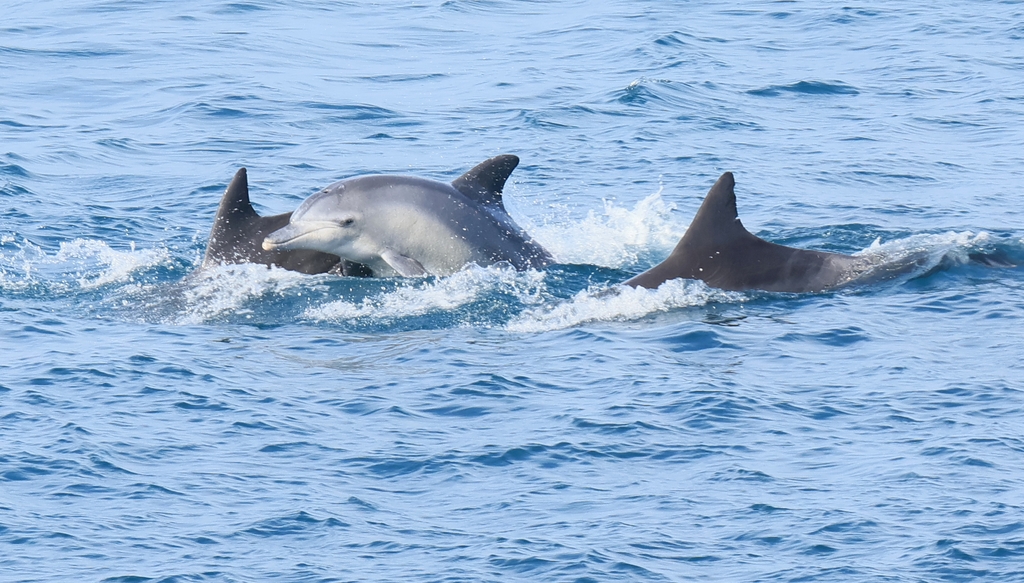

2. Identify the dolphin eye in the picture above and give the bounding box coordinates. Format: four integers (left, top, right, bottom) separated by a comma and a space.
338, 218, 355, 227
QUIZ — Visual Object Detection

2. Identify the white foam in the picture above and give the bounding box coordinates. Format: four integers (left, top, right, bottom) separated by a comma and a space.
304, 264, 547, 323
174, 263, 311, 325
0, 237, 168, 292
54, 239, 171, 288
856, 230, 988, 266
524, 186, 685, 268
506, 278, 741, 333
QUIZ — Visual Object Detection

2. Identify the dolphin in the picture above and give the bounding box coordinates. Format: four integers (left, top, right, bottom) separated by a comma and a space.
203, 168, 371, 276
624, 172, 928, 292
262, 155, 553, 277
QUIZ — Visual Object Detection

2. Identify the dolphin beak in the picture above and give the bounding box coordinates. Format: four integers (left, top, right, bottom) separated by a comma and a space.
263, 223, 312, 251
263, 222, 341, 251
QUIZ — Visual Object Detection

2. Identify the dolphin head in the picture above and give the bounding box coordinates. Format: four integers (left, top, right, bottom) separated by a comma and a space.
262, 186, 363, 256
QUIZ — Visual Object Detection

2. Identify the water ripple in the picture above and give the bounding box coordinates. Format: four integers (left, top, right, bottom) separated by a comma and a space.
747, 80, 861, 97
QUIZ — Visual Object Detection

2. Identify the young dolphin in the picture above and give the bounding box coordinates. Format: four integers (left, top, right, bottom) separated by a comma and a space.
624, 172, 915, 292
203, 168, 371, 276
262, 155, 553, 277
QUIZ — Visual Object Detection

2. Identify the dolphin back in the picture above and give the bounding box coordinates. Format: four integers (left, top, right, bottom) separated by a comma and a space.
450, 155, 553, 269
451, 154, 519, 209
625, 172, 865, 292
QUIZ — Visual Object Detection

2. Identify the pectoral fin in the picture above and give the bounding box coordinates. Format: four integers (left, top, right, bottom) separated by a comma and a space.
381, 248, 427, 277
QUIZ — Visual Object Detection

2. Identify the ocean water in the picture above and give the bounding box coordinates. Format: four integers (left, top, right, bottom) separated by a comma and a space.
3, 1, 1024, 581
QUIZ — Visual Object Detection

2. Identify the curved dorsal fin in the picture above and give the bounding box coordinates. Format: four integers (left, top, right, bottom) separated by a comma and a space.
451, 154, 519, 208
215, 167, 257, 220
679, 171, 750, 246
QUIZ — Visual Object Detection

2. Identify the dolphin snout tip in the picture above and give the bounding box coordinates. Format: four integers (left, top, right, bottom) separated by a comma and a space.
261, 238, 277, 251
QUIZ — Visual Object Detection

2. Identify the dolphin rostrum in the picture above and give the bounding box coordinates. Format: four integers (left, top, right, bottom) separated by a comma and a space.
203, 168, 371, 276
262, 155, 553, 277
624, 172, 921, 292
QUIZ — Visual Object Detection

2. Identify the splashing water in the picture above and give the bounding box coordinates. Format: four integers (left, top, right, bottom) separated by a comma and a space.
506, 278, 743, 333
0, 237, 172, 293
527, 186, 685, 268
172, 263, 315, 325
304, 264, 548, 324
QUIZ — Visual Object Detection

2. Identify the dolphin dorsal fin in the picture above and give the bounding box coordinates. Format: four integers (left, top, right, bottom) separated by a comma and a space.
214, 167, 257, 220
451, 154, 519, 208
680, 172, 750, 246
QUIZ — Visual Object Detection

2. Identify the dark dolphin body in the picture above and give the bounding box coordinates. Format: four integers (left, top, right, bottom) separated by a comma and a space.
202, 168, 371, 276
625, 172, 918, 292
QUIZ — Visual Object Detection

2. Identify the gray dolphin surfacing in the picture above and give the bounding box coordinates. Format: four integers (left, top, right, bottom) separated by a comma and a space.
262, 155, 553, 277
625, 172, 892, 292
203, 168, 371, 276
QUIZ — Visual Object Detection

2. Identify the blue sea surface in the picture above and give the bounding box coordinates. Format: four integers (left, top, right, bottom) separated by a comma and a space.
3, 1, 1024, 581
